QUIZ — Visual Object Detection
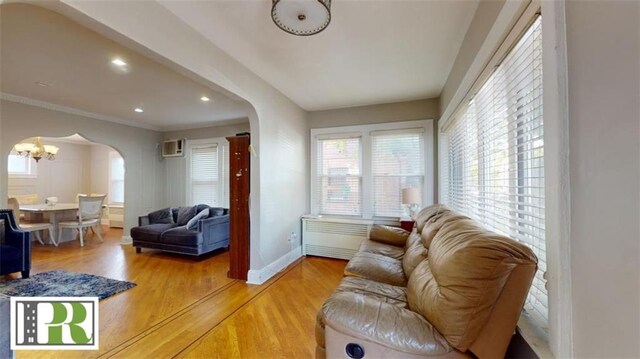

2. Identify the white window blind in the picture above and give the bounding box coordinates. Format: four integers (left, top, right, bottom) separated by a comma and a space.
372, 129, 425, 217
8, 152, 36, 177
109, 153, 125, 204
190, 144, 219, 206
444, 16, 547, 328
316, 137, 361, 216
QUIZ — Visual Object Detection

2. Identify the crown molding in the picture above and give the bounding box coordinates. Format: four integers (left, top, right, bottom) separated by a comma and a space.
0, 92, 163, 132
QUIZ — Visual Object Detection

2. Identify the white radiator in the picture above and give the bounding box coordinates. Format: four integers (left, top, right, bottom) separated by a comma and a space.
302, 216, 373, 260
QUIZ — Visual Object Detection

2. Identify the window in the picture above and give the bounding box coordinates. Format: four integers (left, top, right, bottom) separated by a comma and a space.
109, 152, 125, 204
311, 120, 433, 219
7, 152, 36, 177
316, 137, 362, 216
442, 17, 546, 328
187, 139, 229, 207
372, 129, 425, 217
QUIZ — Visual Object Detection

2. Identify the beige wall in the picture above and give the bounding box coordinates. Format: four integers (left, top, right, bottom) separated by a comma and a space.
0, 100, 165, 239
565, 1, 639, 357
164, 121, 249, 142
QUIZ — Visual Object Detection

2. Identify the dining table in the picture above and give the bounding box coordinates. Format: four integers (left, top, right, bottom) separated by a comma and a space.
19, 203, 101, 244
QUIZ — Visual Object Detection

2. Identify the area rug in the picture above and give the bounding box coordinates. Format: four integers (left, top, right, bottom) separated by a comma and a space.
0, 270, 136, 300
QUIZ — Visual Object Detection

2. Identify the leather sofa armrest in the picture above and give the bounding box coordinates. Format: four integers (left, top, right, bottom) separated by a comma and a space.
199, 214, 230, 243
322, 291, 453, 357
138, 215, 150, 227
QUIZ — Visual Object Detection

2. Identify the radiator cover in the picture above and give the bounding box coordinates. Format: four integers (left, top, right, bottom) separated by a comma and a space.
302, 217, 373, 260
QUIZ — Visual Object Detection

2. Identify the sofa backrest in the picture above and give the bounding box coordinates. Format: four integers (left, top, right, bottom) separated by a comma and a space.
170, 206, 229, 222
406, 209, 537, 357
414, 203, 450, 233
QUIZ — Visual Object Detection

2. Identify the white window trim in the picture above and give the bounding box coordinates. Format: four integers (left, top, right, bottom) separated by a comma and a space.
310, 120, 434, 220
185, 138, 229, 208
7, 152, 37, 178
437, 1, 572, 357
108, 151, 125, 205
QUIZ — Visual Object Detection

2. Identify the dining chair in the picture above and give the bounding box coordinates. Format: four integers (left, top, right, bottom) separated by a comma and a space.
7, 197, 54, 246
58, 195, 106, 247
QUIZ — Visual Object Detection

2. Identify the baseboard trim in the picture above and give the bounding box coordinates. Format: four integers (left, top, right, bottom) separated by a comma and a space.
247, 246, 302, 285
120, 235, 133, 245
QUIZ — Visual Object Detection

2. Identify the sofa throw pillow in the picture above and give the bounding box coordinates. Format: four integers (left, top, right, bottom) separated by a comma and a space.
369, 225, 410, 247
186, 208, 210, 230
176, 206, 197, 226
210, 207, 225, 217
148, 207, 174, 224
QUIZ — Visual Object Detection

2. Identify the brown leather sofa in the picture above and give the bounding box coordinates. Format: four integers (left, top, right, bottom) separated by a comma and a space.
316, 204, 538, 359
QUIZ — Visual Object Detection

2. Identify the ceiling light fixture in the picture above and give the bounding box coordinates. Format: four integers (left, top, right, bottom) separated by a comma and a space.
200, 96, 210, 102
134, 108, 144, 113
271, 0, 331, 36
111, 58, 127, 67
13, 137, 59, 163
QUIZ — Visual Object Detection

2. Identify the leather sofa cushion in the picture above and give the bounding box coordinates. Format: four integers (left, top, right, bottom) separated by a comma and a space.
176, 206, 197, 226
358, 238, 404, 260
147, 207, 174, 224
420, 212, 469, 249
414, 204, 451, 233
344, 252, 406, 286
336, 276, 407, 306
160, 227, 203, 247
406, 218, 538, 351
130, 223, 177, 243
322, 291, 453, 356
369, 225, 410, 247
402, 235, 428, 277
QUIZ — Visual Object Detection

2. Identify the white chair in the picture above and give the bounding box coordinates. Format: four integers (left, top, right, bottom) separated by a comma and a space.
58, 195, 106, 247
7, 197, 53, 246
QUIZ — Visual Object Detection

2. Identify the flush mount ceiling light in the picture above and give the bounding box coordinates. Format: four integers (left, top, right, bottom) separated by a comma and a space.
134, 108, 143, 113
111, 58, 127, 67
200, 96, 210, 102
271, 0, 331, 36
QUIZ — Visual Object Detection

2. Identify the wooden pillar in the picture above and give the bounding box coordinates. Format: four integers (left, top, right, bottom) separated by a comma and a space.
226, 134, 250, 280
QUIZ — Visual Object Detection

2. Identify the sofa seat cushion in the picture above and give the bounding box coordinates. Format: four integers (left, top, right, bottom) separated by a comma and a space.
336, 276, 407, 307
358, 238, 405, 260
322, 291, 453, 357
160, 227, 203, 247
344, 252, 406, 286
131, 223, 177, 243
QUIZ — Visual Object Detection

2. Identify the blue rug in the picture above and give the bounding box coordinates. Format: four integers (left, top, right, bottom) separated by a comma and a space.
0, 270, 136, 300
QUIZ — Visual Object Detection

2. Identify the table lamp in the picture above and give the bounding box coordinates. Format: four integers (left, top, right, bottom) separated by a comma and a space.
401, 188, 422, 220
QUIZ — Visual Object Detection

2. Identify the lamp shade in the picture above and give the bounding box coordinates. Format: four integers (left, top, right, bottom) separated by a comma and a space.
271, 0, 331, 36
402, 188, 421, 205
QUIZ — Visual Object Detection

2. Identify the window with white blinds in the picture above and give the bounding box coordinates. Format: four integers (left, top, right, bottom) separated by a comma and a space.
372, 129, 425, 217
443, 16, 547, 328
190, 144, 219, 206
316, 137, 362, 216
109, 152, 125, 204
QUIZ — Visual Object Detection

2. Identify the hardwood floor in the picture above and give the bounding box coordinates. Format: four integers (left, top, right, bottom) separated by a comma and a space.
10, 227, 346, 358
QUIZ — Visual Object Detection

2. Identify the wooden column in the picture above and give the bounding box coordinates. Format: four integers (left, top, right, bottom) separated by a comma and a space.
226, 134, 250, 280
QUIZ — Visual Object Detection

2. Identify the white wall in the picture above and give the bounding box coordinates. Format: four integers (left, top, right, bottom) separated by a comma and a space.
565, 1, 640, 357
53, 0, 309, 277
0, 100, 165, 240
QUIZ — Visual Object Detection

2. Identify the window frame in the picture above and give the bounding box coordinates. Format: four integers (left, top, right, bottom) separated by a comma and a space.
185, 138, 229, 208
7, 151, 37, 178
108, 151, 125, 205
310, 120, 434, 220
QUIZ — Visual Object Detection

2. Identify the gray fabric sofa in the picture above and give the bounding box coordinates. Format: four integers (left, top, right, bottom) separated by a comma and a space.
131, 205, 229, 256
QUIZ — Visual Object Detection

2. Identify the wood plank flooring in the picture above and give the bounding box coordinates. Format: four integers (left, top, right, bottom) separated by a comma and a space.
8, 227, 346, 358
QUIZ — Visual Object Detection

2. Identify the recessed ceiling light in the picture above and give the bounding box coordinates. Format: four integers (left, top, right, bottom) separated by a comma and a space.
134, 108, 143, 113
111, 58, 127, 67
200, 96, 210, 102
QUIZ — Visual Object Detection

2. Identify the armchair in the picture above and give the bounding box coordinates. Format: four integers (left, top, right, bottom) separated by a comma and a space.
0, 209, 31, 278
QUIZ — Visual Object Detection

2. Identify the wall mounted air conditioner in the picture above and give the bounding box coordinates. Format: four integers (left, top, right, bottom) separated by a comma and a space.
162, 139, 185, 158
302, 216, 373, 260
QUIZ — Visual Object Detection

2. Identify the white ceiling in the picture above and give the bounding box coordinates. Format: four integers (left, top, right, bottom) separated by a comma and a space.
0, 3, 248, 131
159, 0, 479, 111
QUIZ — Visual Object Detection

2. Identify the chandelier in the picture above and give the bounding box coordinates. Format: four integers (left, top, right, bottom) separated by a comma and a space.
271, 0, 331, 36
13, 137, 59, 162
